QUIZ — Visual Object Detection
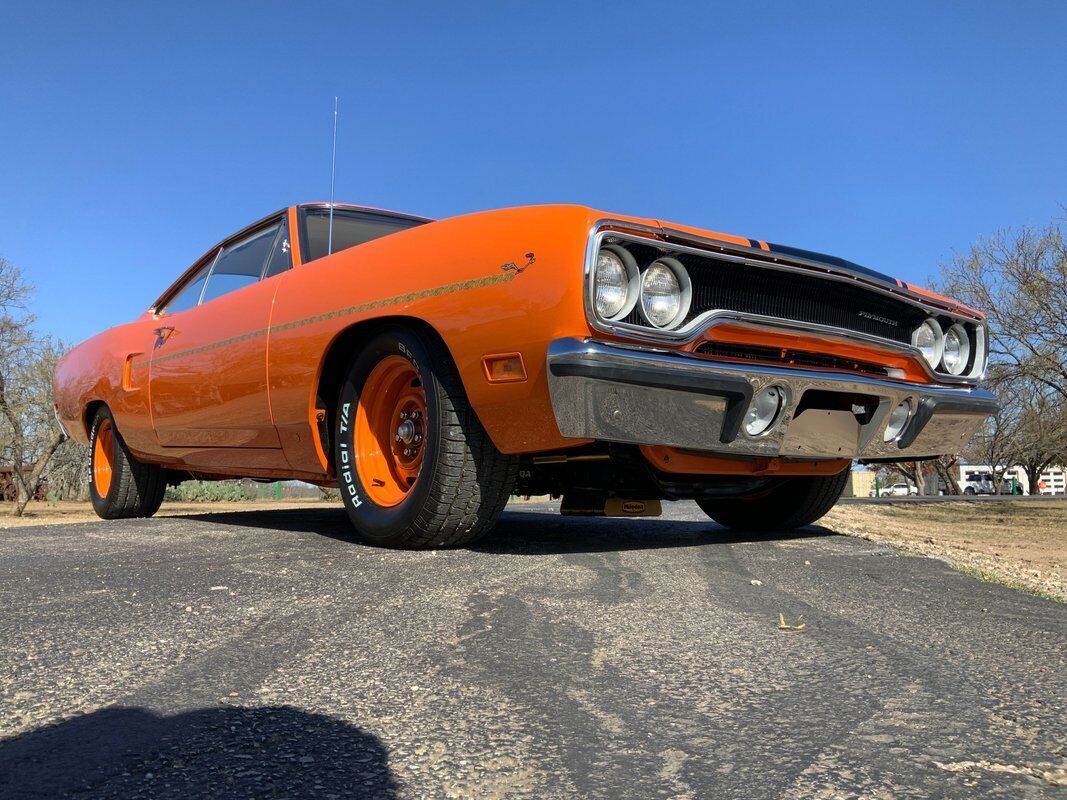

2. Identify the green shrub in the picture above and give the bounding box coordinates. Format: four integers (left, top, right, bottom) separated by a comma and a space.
164, 480, 258, 503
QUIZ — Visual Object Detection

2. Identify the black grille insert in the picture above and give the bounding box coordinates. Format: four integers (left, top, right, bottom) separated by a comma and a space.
616, 241, 928, 343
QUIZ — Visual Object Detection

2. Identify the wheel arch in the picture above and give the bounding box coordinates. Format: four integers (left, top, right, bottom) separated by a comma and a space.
312, 315, 466, 473
84, 399, 108, 438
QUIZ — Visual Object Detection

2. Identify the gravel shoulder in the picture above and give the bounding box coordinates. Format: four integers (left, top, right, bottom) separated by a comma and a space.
0, 499, 335, 530
823, 500, 1067, 602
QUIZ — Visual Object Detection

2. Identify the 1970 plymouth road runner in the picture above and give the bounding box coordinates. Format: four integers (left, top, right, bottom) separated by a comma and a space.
54, 203, 997, 547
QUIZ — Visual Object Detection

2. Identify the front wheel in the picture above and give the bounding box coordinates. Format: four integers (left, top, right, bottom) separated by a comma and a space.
697, 468, 850, 532
333, 326, 518, 548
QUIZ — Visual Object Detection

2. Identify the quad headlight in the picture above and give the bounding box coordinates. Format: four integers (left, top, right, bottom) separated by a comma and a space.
639, 257, 691, 329
940, 324, 971, 376
911, 318, 944, 370
593, 246, 638, 320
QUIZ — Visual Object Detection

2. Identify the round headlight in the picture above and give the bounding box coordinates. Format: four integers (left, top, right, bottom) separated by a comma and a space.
743, 384, 787, 437
594, 247, 637, 320
941, 324, 971, 376
911, 318, 944, 369
639, 257, 691, 329
883, 399, 912, 442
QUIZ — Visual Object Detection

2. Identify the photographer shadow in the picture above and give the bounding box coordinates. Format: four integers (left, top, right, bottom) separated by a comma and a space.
0, 705, 396, 799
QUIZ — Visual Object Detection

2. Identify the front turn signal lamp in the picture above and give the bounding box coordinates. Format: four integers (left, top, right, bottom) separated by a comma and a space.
482, 353, 528, 384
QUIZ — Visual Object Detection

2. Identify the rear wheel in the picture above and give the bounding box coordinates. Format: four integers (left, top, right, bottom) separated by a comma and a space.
334, 326, 518, 548
697, 468, 850, 532
89, 406, 166, 519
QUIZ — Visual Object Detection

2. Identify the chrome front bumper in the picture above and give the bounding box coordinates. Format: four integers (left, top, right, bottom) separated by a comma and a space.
546, 338, 998, 461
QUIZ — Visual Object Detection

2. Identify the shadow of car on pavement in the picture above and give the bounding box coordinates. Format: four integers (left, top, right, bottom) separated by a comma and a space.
169, 505, 839, 555
0, 705, 397, 799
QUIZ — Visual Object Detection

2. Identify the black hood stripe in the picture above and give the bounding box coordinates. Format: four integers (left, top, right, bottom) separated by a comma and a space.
765, 242, 897, 285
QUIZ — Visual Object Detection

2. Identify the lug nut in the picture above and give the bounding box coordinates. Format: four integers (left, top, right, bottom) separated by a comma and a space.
414, 434, 422, 443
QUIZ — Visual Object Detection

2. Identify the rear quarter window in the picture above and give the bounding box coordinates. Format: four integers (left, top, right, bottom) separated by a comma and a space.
302, 209, 423, 262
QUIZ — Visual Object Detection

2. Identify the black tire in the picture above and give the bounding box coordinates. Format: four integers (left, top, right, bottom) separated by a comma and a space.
334, 326, 518, 548
964, 486, 976, 495
696, 467, 850, 532
89, 406, 166, 520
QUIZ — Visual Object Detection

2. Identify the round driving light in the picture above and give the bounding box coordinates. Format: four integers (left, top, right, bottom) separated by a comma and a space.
911, 318, 944, 369
743, 384, 786, 437
883, 399, 912, 442
941, 324, 971, 376
594, 247, 637, 320
639, 257, 691, 329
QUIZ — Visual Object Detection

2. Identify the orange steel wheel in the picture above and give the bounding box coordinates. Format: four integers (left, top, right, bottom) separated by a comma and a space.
354, 355, 428, 507
93, 418, 115, 497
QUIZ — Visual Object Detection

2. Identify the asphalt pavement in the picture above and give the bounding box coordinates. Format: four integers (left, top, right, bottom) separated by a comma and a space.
1, 501, 1064, 799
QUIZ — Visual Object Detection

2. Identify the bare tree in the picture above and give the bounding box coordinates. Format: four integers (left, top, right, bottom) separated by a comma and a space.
938, 217, 1067, 400
0, 256, 33, 363
893, 460, 930, 495
45, 441, 91, 501
933, 454, 963, 495
1009, 378, 1067, 493
937, 218, 1067, 495
0, 257, 68, 516
960, 364, 1026, 488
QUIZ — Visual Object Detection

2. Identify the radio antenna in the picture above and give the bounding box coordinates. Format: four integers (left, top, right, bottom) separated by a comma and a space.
328, 96, 339, 255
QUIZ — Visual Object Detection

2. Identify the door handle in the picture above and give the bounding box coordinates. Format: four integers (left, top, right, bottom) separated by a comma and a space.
153, 326, 176, 343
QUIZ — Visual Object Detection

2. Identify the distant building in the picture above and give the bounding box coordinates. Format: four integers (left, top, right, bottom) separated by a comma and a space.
845, 470, 877, 498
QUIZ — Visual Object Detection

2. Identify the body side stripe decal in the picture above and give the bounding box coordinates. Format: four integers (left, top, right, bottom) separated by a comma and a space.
135, 271, 517, 369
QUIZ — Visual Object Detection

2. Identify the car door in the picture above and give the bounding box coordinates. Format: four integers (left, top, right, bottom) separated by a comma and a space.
149, 217, 292, 448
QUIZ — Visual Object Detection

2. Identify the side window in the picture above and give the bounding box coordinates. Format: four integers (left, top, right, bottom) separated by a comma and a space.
262, 217, 292, 280
302, 209, 422, 262
200, 224, 279, 305
163, 257, 215, 314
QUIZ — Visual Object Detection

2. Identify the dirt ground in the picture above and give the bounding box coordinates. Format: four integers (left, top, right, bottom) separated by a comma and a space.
823, 501, 1067, 602
3, 497, 1063, 601
0, 499, 337, 530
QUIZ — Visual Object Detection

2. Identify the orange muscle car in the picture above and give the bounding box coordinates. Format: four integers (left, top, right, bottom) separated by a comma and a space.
54, 203, 997, 546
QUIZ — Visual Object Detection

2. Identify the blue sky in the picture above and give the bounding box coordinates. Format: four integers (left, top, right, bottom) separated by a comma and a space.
2, 1, 1064, 345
